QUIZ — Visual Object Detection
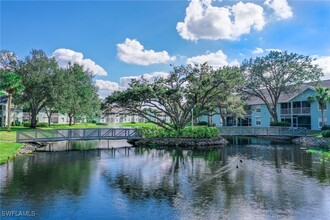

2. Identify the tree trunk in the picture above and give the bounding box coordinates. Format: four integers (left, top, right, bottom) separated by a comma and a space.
30, 109, 38, 128
68, 113, 73, 126
45, 108, 53, 127
272, 110, 278, 122
221, 115, 226, 127
207, 112, 211, 126
6, 92, 12, 132
13, 104, 17, 126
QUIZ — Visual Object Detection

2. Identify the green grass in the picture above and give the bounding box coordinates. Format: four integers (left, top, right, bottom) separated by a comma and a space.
120, 122, 157, 128
0, 142, 24, 164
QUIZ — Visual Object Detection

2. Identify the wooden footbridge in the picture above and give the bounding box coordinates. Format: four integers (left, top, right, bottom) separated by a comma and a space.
218, 127, 307, 137
16, 128, 141, 143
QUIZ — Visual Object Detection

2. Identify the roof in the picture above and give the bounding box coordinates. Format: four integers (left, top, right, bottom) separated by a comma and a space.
246, 79, 330, 105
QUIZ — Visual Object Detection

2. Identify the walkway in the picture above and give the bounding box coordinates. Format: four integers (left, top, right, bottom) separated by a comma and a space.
218, 127, 307, 137
16, 128, 141, 143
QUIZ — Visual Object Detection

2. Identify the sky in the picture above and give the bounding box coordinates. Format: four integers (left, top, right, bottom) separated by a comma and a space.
1, 0, 330, 98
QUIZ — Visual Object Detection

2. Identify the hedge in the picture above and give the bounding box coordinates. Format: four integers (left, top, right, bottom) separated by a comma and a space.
138, 126, 219, 139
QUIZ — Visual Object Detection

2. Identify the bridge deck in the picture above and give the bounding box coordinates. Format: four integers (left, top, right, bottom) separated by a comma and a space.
218, 127, 307, 137
16, 128, 141, 143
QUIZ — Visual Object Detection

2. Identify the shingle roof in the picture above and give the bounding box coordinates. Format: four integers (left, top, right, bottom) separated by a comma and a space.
246, 79, 330, 105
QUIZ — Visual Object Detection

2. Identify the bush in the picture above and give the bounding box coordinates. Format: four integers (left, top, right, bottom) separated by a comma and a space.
15, 121, 21, 126
96, 122, 108, 126
270, 121, 290, 127
321, 130, 330, 137
23, 122, 48, 127
131, 122, 136, 124
23, 122, 31, 127
37, 122, 49, 127
88, 120, 97, 124
321, 125, 330, 130
138, 126, 219, 139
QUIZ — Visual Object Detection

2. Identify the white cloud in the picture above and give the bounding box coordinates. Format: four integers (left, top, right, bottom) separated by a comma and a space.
176, 0, 265, 41
313, 56, 330, 79
264, 0, 293, 20
265, 48, 282, 52
186, 50, 239, 68
95, 79, 122, 99
96, 72, 169, 98
120, 71, 169, 87
117, 38, 176, 65
252, 47, 264, 54
52, 49, 107, 76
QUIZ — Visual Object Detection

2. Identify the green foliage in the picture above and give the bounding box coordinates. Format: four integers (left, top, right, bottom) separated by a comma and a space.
241, 51, 323, 122
308, 87, 330, 127
321, 125, 330, 131
23, 122, 30, 127
57, 63, 100, 125
23, 122, 48, 127
138, 126, 219, 139
270, 121, 290, 127
131, 122, 136, 124
105, 64, 242, 131
96, 122, 108, 126
37, 122, 49, 127
321, 130, 330, 137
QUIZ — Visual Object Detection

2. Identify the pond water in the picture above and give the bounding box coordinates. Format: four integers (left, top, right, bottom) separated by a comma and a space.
0, 137, 329, 220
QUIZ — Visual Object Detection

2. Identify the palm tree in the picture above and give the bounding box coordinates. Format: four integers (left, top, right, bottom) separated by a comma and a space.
0, 72, 24, 131
308, 87, 330, 128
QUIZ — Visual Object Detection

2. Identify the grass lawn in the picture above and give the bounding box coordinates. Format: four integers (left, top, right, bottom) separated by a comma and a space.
0, 142, 24, 164
0, 127, 25, 164
120, 122, 157, 128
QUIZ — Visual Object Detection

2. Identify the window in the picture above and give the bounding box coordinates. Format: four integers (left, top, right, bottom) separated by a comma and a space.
319, 117, 327, 128
255, 105, 261, 113
256, 117, 261, 126
318, 103, 327, 111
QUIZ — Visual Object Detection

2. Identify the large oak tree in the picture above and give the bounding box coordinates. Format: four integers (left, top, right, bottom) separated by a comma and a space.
104, 64, 241, 131
241, 51, 323, 122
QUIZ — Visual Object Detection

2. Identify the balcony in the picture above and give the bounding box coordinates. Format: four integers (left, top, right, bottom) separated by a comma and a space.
281, 109, 290, 114
281, 107, 311, 115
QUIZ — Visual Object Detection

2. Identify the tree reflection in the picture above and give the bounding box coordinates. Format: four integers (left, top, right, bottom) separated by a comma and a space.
1, 151, 95, 209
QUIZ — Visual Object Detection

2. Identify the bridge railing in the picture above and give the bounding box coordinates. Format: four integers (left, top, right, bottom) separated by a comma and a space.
16, 128, 141, 143
218, 127, 307, 136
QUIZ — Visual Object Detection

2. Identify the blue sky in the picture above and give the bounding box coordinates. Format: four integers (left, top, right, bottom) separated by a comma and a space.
1, 0, 330, 97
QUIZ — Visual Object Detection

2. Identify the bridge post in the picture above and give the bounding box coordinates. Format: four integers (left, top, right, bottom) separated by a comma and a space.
68, 129, 72, 140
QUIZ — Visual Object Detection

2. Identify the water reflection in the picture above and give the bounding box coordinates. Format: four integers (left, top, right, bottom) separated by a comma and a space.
0, 139, 329, 220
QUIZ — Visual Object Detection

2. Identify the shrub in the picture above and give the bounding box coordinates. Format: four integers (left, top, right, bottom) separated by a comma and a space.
270, 121, 290, 127
321, 125, 330, 130
138, 126, 219, 139
321, 130, 330, 137
88, 120, 97, 124
196, 121, 208, 126
23, 122, 48, 127
131, 122, 136, 124
96, 122, 108, 126
23, 122, 31, 127
15, 121, 21, 126
37, 122, 49, 127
